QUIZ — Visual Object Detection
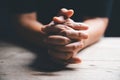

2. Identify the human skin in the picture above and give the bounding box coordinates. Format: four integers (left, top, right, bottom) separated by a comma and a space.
43, 8, 89, 64
44, 8, 109, 64
12, 8, 109, 65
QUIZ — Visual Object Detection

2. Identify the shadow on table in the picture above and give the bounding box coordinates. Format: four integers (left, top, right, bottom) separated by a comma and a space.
26, 45, 75, 72
0, 36, 76, 72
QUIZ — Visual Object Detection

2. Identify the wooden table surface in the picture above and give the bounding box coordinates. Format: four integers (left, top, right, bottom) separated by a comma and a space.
0, 37, 120, 80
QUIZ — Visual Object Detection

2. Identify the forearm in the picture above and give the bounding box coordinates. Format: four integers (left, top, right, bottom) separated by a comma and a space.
12, 12, 46, 46
82, 17, 109, 48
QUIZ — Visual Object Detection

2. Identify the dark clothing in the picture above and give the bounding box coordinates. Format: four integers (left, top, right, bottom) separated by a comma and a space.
9, 0, 113, 24
105, 0, 120, 37
2, 0, 120, 37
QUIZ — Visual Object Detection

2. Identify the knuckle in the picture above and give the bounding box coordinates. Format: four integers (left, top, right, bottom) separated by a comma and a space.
65, 22, 71, 25
78, 32, 82, 37
56, 24, 70, 30
65, 22, 74, 28
60, 30, 72, 38
60, 30, 68, 36
55, 24, 66, 31
77, 43, 83, 48
80, 41, 85, 48
71, 44, 78, 50
77, 23, 82, 27
63, 38, 71, 44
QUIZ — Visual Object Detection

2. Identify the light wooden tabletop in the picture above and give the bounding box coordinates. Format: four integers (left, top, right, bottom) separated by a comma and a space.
0, 37, 120, 80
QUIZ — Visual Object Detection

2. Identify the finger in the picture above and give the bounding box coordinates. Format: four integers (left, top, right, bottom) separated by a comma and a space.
53, 8, 74, 24
53, 41, 83, 52
65, 21, 89, 30
53, 16, 65, 24
44, 35, 71, 45
59, 8, 74, 18
43, 24, 72, 34
67, 57, 81, 64
60, 30, 88, 40
48, 49, 73, 60
50, 55, 81, 65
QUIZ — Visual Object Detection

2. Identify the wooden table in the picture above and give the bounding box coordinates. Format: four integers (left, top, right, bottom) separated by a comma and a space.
0, 37, 120, 80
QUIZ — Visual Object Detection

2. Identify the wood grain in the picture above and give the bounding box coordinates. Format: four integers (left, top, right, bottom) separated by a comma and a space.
0, 37, 120, 80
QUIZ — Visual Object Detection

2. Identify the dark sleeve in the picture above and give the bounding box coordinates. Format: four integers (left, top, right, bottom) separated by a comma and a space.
79, 0, 113, 18
9, 0, 37, 14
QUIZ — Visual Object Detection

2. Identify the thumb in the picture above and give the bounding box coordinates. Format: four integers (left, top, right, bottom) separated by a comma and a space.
53, 16, 65, 24
53, 8, 74, 24
59, 8, 74, 18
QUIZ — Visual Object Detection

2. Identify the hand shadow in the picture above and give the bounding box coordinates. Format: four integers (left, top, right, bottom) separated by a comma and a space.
27, 46, 75, 72
0, 35, 75, 72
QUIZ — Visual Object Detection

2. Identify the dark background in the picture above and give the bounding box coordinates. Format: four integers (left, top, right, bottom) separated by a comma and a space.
0, 0, 120, 37
105, 0, 120, 37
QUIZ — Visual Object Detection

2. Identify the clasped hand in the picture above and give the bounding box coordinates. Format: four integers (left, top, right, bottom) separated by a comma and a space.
42, 8, 89, 65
